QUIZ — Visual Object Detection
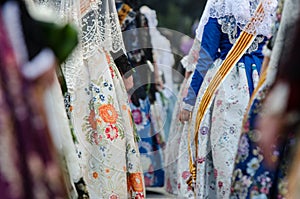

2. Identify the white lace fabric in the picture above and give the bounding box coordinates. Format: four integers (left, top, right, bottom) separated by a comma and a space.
79, 0, 125, 58
36, 0, 125, 58
180, 38, 201, 72
216, 15, 266, 53
196, 0, 278, 41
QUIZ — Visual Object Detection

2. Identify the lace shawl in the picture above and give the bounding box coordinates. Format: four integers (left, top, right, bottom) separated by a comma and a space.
34, 0, 126, 58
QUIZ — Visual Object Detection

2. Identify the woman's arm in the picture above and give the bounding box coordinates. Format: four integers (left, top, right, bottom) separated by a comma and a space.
182, 18, 222, 110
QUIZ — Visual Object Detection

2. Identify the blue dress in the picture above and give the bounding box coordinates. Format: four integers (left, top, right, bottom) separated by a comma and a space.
183, 17, 265, 108
182, 17, 266, 198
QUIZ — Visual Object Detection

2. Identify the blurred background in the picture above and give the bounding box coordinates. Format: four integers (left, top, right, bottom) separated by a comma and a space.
140, 0, 207, 36
136, 0, 207, 85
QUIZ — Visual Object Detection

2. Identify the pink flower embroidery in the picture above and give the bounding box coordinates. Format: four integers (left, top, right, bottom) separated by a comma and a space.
135, 193, 145, 199
182, 171, 190, 180
197, 157, 205, 164
105, 125, 119, 141
144, 176, 152, 187
260, 187, 269, 194
243, 121, 250, 131
166, 179, 172, 192
178, 183, 181, 189
187, 186, 193, 191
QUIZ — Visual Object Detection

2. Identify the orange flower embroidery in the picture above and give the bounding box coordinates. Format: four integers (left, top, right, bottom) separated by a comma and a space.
105, 168, 110, 173
88, 110, 97, 130
92, 172, 98, 179
98, 104, 118, 124
128, 173, 144, 193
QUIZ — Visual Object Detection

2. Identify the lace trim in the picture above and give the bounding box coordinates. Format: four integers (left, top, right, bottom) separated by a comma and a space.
61, 47, 84, 92
28, 0, 82, 94
218, 16, 239, 45
246, 35, 265, 53
36, 0, 125, 59
180, 39, 201, 72
218, 16, 265, 53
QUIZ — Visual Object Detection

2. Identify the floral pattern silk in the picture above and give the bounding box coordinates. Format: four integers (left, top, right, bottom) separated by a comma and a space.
189, 60, 259, 198
66, 51, 145, 198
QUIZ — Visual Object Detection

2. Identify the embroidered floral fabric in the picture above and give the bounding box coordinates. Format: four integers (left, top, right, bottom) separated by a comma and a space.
189, 60, 259, 198
33, 0, 145, 198
67, 50, 145, 198
230, 86, 290, 198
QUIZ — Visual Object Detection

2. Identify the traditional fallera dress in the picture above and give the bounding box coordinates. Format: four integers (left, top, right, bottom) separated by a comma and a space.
182, 0, 277, 198
35, 0, 146, 198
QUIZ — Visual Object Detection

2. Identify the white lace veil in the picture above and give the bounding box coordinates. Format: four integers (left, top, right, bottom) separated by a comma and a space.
30, 0, 128, 89
79, 0, 125, 58
196, 0, 278, 41
33, 0, 126, 59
